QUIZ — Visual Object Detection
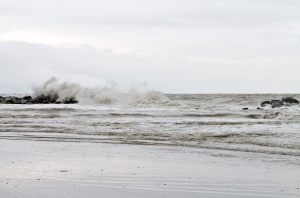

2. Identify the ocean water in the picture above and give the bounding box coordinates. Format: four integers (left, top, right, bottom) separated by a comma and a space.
1, 84, 300, 157
1, 80, 300, 197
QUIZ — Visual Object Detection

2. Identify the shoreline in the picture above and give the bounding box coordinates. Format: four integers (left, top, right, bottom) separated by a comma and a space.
0, 139, 299, 197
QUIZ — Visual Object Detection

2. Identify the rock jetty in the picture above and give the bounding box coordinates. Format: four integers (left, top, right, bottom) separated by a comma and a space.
260, 97, 299, 108
0, 95, 78, 104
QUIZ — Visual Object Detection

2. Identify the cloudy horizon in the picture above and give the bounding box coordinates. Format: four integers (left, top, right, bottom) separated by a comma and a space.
1, 0, 300, 93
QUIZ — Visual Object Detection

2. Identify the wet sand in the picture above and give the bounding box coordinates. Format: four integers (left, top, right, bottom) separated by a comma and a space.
0, 139, 299, 198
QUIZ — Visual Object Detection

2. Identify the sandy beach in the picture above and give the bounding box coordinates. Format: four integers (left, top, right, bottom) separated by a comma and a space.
2, 0, 300, 197
1, 139, 299, 198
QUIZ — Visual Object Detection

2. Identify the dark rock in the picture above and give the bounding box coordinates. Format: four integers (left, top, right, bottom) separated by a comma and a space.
4, 97, 14, 104
34, 94, 51, 103
68, 98, 78, 104
271, 100, 281, 104
42, 100, 49, 104
23, 96, 32, 100
21, 99, 28, 104
242, 108, 248, 110
11, 97, 18, 103
14, 99, 21, 104
50, 99, 56, 103
38, 94, 47, 100
0, 95, 79, 105
272, 101, 283, 108
257, 107, 262, 109
282, 97, 299, 104
260, 101, 271, 107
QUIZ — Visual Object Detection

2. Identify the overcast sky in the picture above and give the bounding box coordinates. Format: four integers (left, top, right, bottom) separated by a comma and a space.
1, 0, 300, 93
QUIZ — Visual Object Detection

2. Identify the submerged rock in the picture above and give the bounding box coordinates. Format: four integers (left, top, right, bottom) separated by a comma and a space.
260, 101, 271, 107
282, 97, 299, 104
260, 97, 299, 109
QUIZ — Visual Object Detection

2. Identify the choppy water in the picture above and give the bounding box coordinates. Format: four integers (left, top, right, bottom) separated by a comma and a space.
1, 92, 300, 156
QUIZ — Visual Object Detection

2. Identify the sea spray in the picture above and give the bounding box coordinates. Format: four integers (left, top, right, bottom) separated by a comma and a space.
32, 76, 168, 105
32, 77, 81, 102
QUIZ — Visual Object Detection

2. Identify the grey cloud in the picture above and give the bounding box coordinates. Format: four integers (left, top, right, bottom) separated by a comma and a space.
1, 0, 300, 29
1, 1, 300, 93
262, 31, 272, 40
0, 41, 299, 93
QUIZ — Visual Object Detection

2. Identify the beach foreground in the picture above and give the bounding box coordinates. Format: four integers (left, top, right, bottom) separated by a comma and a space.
0, 139, 299, 198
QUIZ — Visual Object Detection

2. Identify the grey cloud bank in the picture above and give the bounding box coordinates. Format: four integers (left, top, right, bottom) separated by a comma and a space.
2, 1, 300, 27
0, 0, 300, 93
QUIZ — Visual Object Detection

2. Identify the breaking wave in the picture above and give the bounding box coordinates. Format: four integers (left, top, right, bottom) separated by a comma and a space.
32, 76, 170, 107
32, 77, 300, 110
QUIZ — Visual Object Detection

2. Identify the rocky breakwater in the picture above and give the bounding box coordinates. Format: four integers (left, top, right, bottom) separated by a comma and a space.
260, 97, 299, 108
0, 95, 78, 104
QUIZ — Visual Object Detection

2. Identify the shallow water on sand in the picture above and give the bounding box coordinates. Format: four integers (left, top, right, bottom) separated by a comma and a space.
0, 139, 300, 198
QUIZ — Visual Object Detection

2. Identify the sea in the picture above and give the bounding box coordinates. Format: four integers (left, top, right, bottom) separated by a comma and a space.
1, 79, 300, 157
1, 79, 300, 197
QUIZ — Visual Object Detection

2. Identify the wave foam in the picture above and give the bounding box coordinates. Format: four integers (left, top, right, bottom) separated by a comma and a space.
32, 77, 171, 107
249, 112, 300, 120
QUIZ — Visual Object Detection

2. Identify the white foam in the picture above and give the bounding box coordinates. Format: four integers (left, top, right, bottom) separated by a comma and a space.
32, 76, 170, 107
32, 76, 81, 102
250, 111, 300, 120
